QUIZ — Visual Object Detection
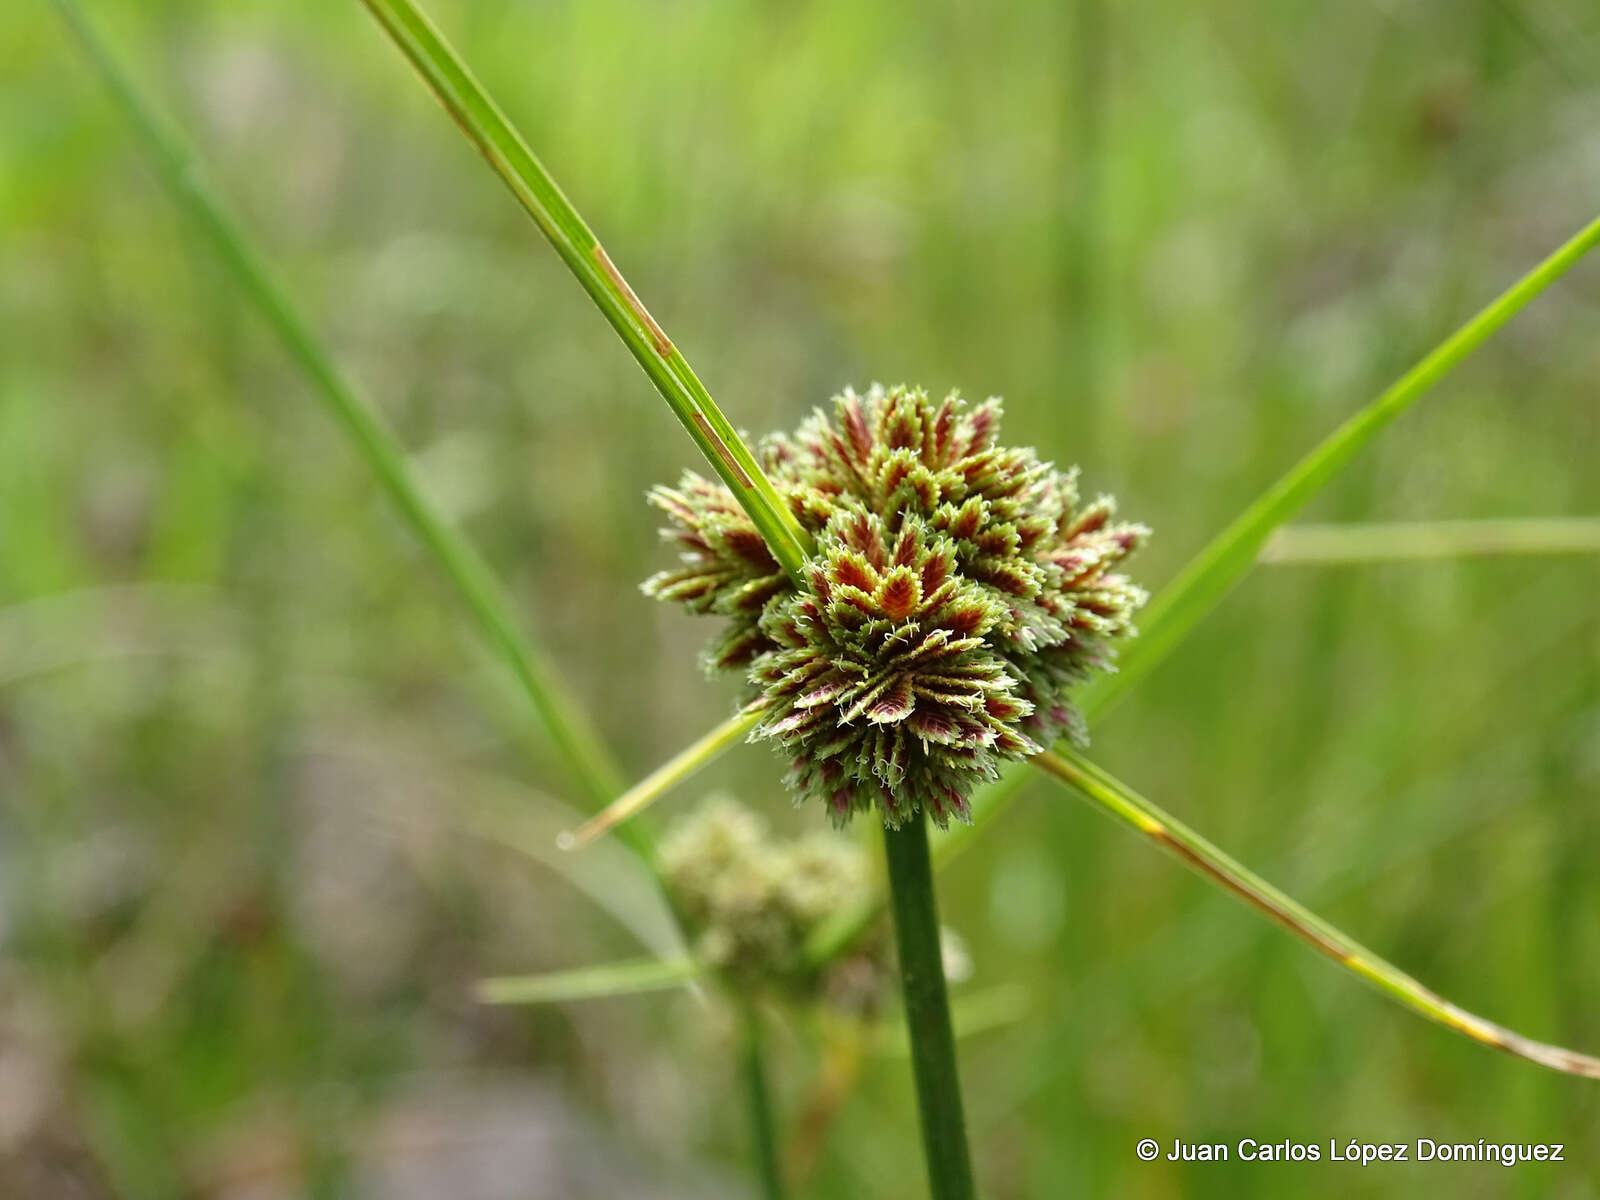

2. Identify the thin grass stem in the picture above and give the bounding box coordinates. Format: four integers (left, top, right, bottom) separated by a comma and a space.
560, 701, 766, 850
51, 0, 625, 815
356, 0, 814, 585
477, 955, 703, 1005
1077, 210, 1600, 721
1259, 517, 1600, 564
1032, 747, 1600, 1080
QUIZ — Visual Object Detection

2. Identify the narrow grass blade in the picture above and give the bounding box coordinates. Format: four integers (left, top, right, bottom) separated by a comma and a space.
1078, 211, 1600, 720
1260, 517, 1600, 564
356, 0, 814, 585
1032, 747, 1600, 1079
560, 701, 766, 850
478, 956, 703, 1005
51, 0, 624, 811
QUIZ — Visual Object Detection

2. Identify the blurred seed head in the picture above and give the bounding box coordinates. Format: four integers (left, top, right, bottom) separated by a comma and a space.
659, 798, 884, 1007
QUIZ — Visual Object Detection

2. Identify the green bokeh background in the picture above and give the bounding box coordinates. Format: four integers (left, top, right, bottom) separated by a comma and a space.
3, 0, 1598, 1195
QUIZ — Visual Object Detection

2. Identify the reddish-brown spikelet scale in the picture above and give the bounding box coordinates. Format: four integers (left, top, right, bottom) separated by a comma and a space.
878, 569, 920, 620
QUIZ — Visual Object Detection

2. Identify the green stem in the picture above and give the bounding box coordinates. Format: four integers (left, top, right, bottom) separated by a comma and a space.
1259, 517, 1600, 564
740, 1002, 786, 1200
51, 0, 624, 816
560, 701, 766, 850
478, 955, 702, 1005
356, 0, 815, 585
882, 814, 976, 1200
1065, 0, 1108, 455
1033, 748, 1600, 1079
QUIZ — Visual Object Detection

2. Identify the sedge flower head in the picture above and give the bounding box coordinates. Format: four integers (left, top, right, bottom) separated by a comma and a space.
645, 384, 1148, 828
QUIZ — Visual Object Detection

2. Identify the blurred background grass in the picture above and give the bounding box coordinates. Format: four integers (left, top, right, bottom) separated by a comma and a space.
3, 0, 1600, 1195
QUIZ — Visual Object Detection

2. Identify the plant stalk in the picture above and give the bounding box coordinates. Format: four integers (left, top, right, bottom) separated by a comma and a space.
560, 700, 766, 850
51, 0, 625, 817
740, 1001, 786, 1200
882, 813, 976, 1200
478, 955, 702, 1006
1258, 517, 1600, 564
1033, 747, 1600, 1079
1075, 209, 1600, 721
356, 0, 815, 585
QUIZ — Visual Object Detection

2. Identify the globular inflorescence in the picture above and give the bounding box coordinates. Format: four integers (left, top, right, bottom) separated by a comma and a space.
659, 798, 882, 1007
645, 384, 1148, 829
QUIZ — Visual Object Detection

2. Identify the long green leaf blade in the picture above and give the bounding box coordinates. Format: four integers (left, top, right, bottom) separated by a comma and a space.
1034, 747, 1600, 1079
478, 956, 704, 1005
1260, 517, 1600, 564
561, 701, 766, 850
1077, 211, 1600, 720
52, 0, 625, 813
356, 0, 815, 585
